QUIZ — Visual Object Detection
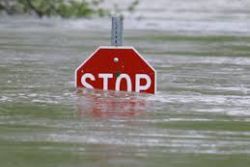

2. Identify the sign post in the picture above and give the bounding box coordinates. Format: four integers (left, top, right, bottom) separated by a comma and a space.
111, 16, 123, 46
75, 17, 156, 94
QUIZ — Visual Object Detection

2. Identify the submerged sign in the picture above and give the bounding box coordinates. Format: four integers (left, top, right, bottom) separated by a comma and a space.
75, 47, 156, 94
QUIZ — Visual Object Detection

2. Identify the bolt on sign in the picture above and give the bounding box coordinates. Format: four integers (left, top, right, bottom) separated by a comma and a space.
75, 17, 156, 94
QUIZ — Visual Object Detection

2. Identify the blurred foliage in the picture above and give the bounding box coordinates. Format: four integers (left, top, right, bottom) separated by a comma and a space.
127, 0, 139, 12
0, 0, 140, 18
0, 0, 107, 18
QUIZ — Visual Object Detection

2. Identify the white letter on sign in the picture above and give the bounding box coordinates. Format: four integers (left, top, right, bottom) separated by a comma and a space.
81, 73, 95, 89
115, 74, 132, 92
99, 73, 113, 90
136, 74, 151, 92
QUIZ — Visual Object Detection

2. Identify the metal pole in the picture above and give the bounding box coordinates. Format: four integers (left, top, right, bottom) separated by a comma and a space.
111, 16, 123, 46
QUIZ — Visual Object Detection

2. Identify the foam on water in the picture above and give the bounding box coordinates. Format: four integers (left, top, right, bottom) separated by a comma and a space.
0, 0, 249, 35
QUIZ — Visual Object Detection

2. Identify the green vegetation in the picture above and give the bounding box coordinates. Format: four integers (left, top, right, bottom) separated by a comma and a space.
0, 0, 107, 17
0, 0, 139, 18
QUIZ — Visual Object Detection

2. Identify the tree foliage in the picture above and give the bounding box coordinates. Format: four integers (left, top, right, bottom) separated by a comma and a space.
0, 0, 108, 18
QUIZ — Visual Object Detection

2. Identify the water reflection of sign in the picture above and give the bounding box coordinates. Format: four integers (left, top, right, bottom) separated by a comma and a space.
76, 90, 149, 118
75, 47, 156, 94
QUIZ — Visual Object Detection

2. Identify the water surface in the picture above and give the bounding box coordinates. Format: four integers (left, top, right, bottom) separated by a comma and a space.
1, 0, 250, 166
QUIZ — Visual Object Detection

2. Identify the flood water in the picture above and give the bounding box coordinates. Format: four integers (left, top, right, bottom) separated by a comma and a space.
1, 0, 250, 166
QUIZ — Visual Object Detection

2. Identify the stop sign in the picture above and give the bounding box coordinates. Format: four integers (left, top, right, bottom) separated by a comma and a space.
75, 47, 156, 94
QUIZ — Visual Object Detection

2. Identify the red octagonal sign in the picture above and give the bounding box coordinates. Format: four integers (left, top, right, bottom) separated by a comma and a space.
75, 47, 156, 94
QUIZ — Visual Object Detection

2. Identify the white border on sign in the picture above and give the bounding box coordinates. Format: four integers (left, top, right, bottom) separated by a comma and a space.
74, 46, 157, 93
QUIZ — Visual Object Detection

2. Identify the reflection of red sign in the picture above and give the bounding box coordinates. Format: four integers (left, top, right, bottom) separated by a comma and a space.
75, 47, 156, 94
76, 90, 148, 118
